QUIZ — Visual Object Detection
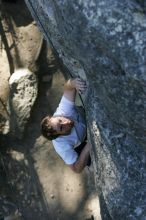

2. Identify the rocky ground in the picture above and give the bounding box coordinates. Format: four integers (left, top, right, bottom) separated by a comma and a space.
0, 1, 101, 219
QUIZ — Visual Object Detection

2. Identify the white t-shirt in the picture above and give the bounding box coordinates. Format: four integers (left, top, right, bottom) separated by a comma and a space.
52, 96, 86, 165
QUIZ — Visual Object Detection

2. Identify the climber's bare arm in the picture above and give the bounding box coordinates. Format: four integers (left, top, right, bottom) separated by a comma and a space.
69, 142, 91, 173
63, 78, 87, 102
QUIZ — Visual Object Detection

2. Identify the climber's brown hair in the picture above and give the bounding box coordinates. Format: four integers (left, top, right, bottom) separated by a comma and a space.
41, 115, 60, 140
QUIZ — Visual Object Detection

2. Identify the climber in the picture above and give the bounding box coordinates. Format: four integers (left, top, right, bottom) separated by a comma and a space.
41, 77, 91, 173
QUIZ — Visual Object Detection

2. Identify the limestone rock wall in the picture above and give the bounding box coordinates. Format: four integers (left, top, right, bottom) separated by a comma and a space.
25, 0, 146, 219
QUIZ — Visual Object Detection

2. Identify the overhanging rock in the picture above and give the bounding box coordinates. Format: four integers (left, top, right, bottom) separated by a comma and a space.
24, 0, 146, 219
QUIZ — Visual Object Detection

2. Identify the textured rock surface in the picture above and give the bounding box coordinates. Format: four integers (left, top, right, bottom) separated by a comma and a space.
25, 0, 146, 219
9, 69, 38, 138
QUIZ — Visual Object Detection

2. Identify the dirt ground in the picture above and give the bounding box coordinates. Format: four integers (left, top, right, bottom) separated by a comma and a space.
0, 1, 101, 219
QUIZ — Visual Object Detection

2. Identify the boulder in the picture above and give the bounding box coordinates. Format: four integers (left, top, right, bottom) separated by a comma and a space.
9, 69, 38, 138
25, 0, 146, 219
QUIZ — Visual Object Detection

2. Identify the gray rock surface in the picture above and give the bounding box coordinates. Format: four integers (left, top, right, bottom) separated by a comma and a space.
25, 0, 146, 219
9, 69, 38, 138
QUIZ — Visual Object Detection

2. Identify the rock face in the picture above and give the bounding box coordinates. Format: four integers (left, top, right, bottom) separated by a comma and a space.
9, 69, 38, 138
25, 0, 146, 219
